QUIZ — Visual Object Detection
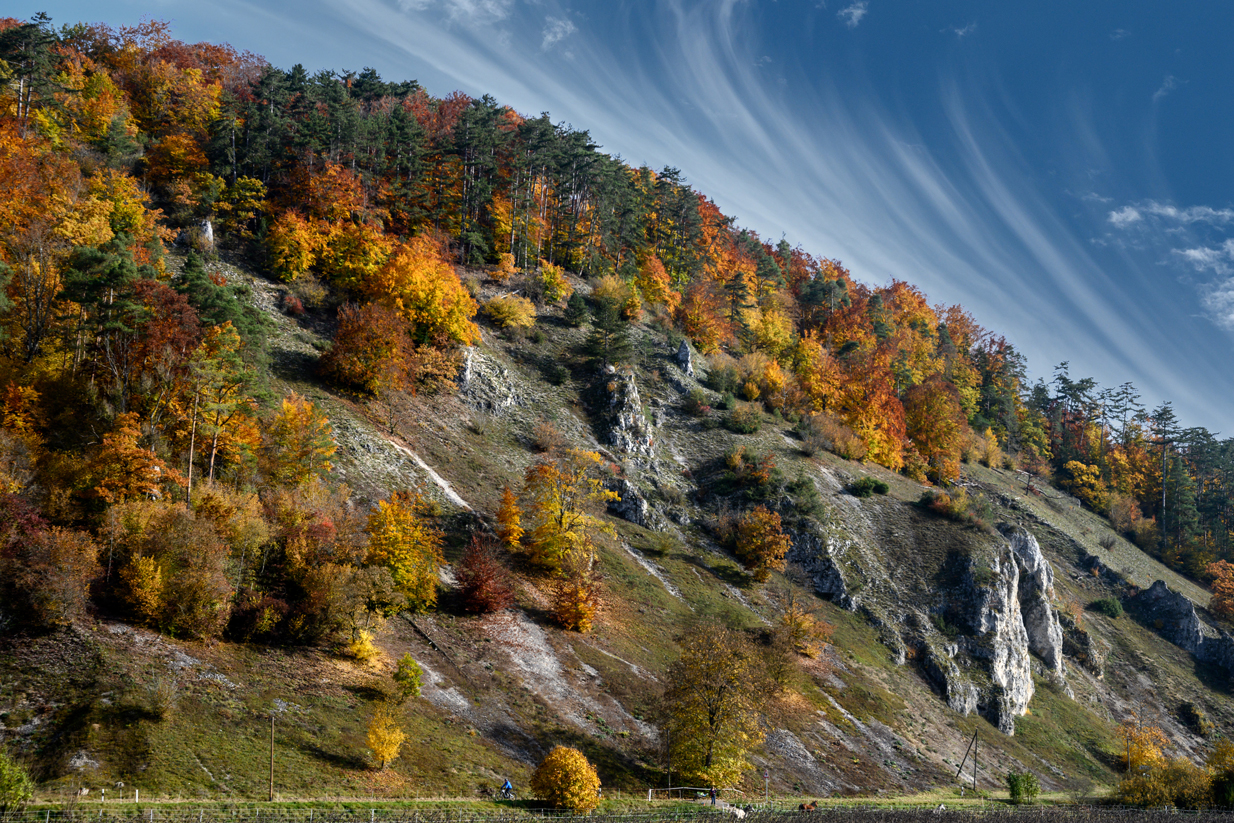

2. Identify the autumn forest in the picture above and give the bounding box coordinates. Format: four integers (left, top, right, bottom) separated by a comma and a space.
2, 11, 1234, 659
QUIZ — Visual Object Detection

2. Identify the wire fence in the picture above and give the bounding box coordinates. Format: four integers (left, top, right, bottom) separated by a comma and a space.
7, 806, 1234, 823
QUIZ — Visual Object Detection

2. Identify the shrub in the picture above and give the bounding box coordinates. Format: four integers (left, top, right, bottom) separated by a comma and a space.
347, 629, 381, 663
493, 252, 518, 283
795, 413, 865, 460
919, 488, 968, 519
682, 388, 712, 417
0, 748, 33, 812
536, 260, 572, 304
705, 355, 742, 396
1179, 701, 1214, 737
1161, 758, 1212, 809
722, 446, 781, 497
530, 745, 601, 813
532, 419, 565, 453
1116, 772, 1171, 808
849, 477, 890, 498
147, 675, 178, 720
551, 551, 603, 633
724, 402, 761, 434
787, 473, 822, 517
484, 294, 537, 329
393, 653, 423, 703
456, 535, 515, 614
1006, 771, 1040, 803
1090, 597, 1123, 619
1209, 738, 1234, 806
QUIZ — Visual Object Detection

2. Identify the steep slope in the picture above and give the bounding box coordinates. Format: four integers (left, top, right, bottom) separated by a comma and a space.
2, 253, 1231, 803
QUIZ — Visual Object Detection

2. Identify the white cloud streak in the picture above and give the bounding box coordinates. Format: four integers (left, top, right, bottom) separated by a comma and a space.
837, 2, 867, 29
541, 16, 575, 50
1153, 75, 1177, 102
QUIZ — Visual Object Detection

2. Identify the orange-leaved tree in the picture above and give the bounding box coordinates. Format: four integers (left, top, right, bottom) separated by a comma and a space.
318, 303, 415, 397
903, 375, 966, 483
364, 234, 479, 347
496, 486, 523, 549
1207, 560, 1234, 621
735, 505, 790, 582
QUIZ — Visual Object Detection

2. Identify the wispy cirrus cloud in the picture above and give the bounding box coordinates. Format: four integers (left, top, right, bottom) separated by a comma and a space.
541, 16, 575, 50
949, 22, 977, 38
1110, 200, 1234, 227
837, 2, 867, 28
1153, 74, 1177, 102
396, 0, 513, 24
1106, 200, 1234, 328
1110, 28, 1130, 41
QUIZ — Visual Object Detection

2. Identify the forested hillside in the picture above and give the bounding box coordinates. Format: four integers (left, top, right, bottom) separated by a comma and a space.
2, 13, 1234, 807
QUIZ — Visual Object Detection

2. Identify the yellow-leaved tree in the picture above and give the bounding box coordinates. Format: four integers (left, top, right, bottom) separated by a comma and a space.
663, 622, 765, 788
261, 394, 336, 487
520, 449, 616, 573
364, 234, 479, 347
366, 490, 444, 612
366, 703, 406, 770
530, 746, 601, 813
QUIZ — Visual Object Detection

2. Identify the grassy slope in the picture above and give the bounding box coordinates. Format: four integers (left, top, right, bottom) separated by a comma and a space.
1, 253, 1229, 804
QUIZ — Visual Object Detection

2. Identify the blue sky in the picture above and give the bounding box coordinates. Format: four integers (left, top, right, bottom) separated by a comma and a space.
14, 0, 1234, 432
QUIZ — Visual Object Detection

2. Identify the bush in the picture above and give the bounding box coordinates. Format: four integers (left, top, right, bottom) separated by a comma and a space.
849, 477, 890, 498
484, 294, 537, 329
721, 446, 782, 498
393, 653, 423, 703
724, 402, 762, 434
0, 748, 33, 812
682, 388, 712, 417
347, 629, 381, 662
530, 745, 601, 813
536, 260, 572, 304
543, 362, 569, 385
1179, 701, 1214, 737
1006, 771, 1040, 803
795, 413, 865, 460
919, 488, 968, 519
532, 420, 565, 453
1090, 597, 1123, 619
456, 535, 514, 614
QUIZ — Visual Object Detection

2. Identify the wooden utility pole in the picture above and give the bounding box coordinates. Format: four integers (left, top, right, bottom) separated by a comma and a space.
955, 729, 979, 792
269, 714, 275, 802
